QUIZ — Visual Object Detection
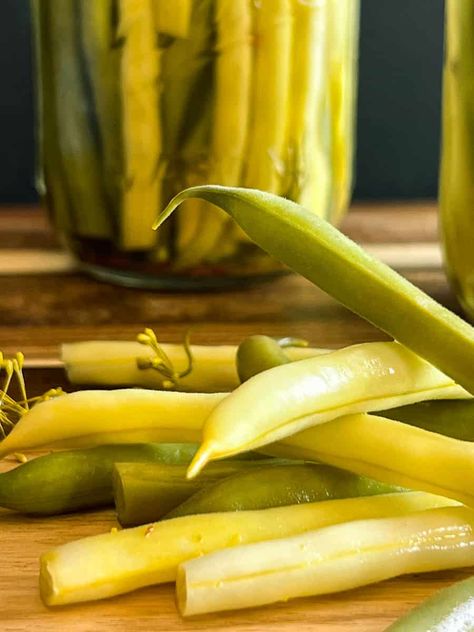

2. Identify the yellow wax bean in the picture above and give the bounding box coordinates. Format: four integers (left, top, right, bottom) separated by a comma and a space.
177, 506, 474, 616
62, 340, 320, 392
285, 0, 331, 217
265, 412, 474, 507
244, 0, 293, 194
40, 492, 453, 606
118, 0, 162, 250
187, 341, 470, 477
0, 389, 225, 458
152, 0, 192, 38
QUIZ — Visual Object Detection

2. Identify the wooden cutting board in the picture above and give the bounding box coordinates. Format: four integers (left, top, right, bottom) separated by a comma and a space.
1, 202, 471, 630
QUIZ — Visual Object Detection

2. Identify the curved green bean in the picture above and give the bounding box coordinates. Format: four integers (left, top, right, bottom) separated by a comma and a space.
155, 185, 474, 395
166, 463, 404, 520
0, 443, 198, 515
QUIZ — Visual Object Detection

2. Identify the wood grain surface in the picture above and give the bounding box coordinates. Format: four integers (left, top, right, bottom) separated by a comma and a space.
1, 202, 470, 631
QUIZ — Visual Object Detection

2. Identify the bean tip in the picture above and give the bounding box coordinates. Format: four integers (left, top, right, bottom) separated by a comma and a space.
153, 191, 190, 231
186, 445, 213, 480
153, 204, 176, 230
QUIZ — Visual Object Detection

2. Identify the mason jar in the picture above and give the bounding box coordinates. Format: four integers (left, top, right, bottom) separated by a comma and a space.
440, 0, 474, 319
32, 0, 359, 289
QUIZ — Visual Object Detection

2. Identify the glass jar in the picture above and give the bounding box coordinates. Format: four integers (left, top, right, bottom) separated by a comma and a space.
32, 0, 359, 289
440, 0, 474, 318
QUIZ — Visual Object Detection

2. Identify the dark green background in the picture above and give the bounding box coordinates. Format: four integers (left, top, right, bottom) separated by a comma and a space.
0, 0, 445, 203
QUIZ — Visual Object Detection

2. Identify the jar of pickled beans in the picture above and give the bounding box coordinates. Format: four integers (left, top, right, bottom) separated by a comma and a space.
32, 0, 360, 288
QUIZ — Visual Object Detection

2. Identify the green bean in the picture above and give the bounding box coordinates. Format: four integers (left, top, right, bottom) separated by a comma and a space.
174, 0, 253, 267
166, 463, 404, 520
0, 443, 198, 516
31, 0, 73, 236
43, 0, 113, 238
236, 335, 323, 383
160, 0, 215, 158
236, 335, 290, 383
79, 0, 122, 222
155, 185, 474, 395
114, 458, 289, 527
385, 575, 474, 631
380, 400, 474, 441
161, 0, 216, 264
267, 412, 474, 507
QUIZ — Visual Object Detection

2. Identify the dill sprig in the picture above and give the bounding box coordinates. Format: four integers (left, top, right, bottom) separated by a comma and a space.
136, 328, 194, 389
0, 352, 63, 438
